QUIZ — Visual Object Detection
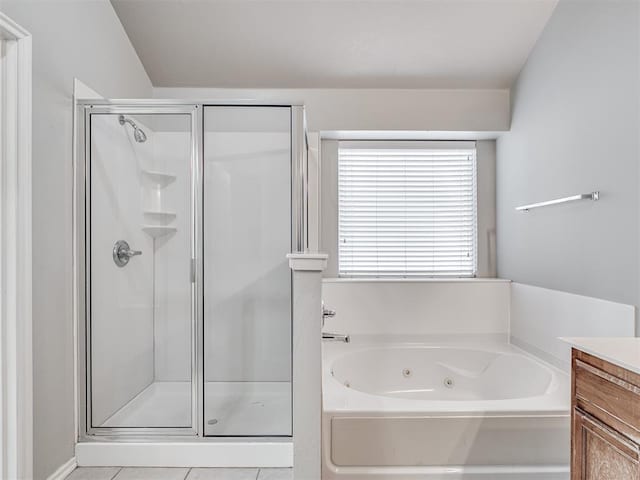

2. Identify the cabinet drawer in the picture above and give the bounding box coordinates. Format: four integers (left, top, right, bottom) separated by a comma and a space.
574, 357, 640, 442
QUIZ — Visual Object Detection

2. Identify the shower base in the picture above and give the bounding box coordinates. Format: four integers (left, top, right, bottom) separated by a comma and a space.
75, 439, 292, 468
101, 381, 291, 435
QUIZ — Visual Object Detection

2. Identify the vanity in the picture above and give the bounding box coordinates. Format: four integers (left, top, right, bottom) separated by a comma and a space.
566, 338, 640, 479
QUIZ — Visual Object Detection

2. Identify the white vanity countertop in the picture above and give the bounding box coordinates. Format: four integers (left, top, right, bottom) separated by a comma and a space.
561, 337, 640, 374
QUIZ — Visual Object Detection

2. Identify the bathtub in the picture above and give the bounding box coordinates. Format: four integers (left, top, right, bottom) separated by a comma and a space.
322, 338, 570, 480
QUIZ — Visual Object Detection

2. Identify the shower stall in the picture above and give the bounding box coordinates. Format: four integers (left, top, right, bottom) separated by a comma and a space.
75, 101, 307, 446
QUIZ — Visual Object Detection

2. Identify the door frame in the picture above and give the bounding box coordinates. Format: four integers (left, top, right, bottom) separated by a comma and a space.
0, 11, 32, 480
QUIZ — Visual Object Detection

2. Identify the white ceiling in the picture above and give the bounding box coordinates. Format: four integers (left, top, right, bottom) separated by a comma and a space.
111, 0, 557, 89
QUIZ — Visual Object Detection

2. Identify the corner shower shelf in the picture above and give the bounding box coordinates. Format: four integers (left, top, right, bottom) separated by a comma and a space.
143, 210, 177, 222
142, 225, 177, 238
141, 170, 177, 187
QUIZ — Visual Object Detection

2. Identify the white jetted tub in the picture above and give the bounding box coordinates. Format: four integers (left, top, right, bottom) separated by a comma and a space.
322, 339, 570, 480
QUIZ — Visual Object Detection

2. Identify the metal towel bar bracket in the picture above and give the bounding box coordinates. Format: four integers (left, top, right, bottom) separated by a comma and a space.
516, 191, 599, 212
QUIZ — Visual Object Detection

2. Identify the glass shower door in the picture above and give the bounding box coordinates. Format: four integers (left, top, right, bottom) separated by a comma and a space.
203, 106, 292, 436
88, 110, 196, 430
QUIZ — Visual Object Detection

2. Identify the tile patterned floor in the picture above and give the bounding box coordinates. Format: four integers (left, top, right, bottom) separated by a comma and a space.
66, 467, 292, 480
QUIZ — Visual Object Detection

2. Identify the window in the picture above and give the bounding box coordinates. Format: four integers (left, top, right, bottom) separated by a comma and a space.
338, 141, 477, 277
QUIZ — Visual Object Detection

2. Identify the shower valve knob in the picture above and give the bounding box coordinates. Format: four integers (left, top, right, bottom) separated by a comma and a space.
322, 303, 337, 327
323, 307, 336, 318
113, 240, 142, 267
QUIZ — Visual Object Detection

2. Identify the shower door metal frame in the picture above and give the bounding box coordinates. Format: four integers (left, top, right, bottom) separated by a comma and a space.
200, 105, 300, 438
75, 100, 306, 441
76, 102, 203, 438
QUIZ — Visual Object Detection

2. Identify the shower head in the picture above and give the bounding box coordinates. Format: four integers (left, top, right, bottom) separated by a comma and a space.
133, 127, 147, 143
118, 115, 147, 143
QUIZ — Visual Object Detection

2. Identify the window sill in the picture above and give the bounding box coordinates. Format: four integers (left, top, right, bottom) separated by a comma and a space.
322, 277, 511, 284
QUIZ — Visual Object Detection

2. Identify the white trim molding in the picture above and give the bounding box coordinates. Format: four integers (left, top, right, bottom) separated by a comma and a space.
0, 12, 33, 480
45, 457, 77, 480
75, 443, 291, 468
288, 252, 328, 479
287, 253, 328, 271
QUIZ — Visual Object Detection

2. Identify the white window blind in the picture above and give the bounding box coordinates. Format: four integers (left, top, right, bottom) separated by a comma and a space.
338, 141, 477, 277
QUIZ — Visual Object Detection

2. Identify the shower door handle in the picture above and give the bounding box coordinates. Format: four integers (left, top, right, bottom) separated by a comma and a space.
113, 240, 142, 267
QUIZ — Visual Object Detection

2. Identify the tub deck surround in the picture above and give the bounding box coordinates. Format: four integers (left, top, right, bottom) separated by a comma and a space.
321, 336, 570, 479
510, 284, 636, 371
321, 278, 511, 338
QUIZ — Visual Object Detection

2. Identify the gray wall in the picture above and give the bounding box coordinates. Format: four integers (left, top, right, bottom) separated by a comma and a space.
0, 2, 151, 478
496, 0, 640, 306
321, 139, 497, 278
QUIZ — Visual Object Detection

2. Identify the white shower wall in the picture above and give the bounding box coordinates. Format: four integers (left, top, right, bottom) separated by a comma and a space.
90, 115, 194, 424
152, 130, 192, 382
90, 115, 155, 426
150, 114, 293, 385
203, 125, 292, 383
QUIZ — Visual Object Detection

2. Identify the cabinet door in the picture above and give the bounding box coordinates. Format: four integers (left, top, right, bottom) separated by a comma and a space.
573, 408, 640, 480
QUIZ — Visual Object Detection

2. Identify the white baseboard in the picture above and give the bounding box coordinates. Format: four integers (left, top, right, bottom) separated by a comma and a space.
46, 457, 77, 480
75, 442, 293, 468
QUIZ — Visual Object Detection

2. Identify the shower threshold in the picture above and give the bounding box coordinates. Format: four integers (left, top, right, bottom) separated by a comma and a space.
100, 381, 292, 436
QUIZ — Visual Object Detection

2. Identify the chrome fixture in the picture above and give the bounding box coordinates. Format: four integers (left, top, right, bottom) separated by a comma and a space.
321, 302, 336, 328
515, 191, 599, 212
119, 114, 147, 143
323, 332, 350, 343
321, 303, 348, 341
323, 304, 336, 318
112, 240, 142, 267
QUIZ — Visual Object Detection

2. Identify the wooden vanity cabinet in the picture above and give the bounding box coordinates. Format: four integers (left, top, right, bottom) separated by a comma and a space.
571, 348, 640, 479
